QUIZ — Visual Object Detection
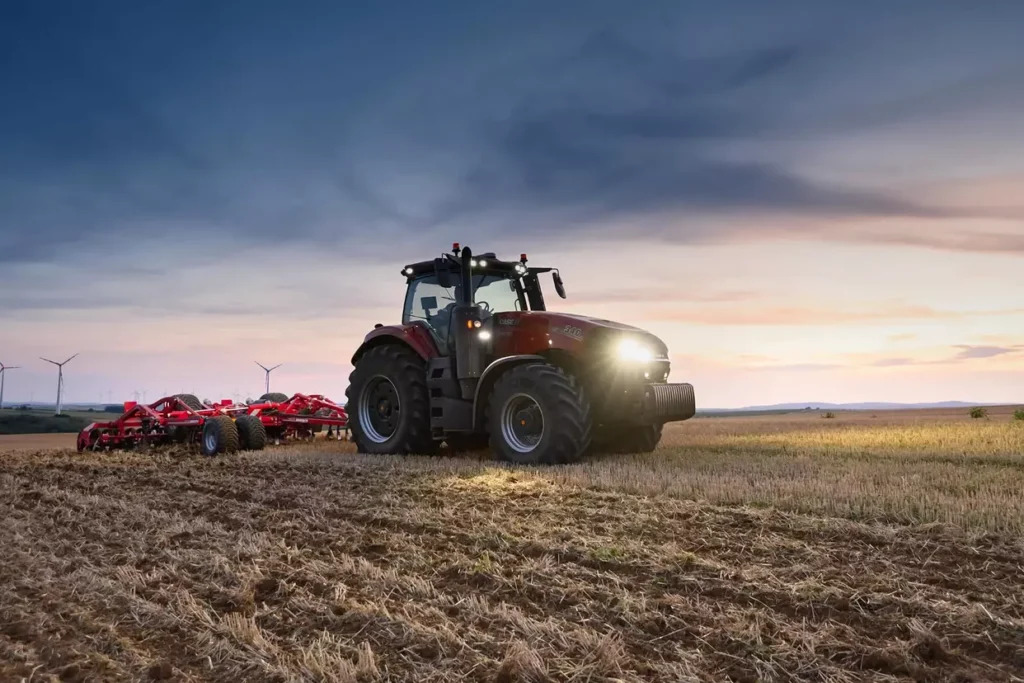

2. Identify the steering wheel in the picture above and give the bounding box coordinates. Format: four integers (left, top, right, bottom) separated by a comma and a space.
478, 300, 492, 313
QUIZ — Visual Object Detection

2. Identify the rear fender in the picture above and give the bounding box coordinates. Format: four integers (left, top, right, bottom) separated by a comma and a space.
471, 354, 545, 429
351, 322, 440, 365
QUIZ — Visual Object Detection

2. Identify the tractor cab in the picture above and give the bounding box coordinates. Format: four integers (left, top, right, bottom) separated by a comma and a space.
399, 243, 565, 353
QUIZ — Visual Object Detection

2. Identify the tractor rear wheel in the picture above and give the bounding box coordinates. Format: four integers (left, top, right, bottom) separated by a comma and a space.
346, 344, 435, 455
593, 424, 663, 454
259, 392, 289, 403
235, 415, 268, 451
200, 416, 240, 456
487, 364, 592, 465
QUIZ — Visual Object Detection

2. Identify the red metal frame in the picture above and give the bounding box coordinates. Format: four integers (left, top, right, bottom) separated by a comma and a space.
245, 393, 348, 443
77, 393, 348, 452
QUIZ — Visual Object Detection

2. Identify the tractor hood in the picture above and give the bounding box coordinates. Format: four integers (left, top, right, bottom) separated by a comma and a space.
550, 313, 648, 333
551, 313, 669, 356
490, 310, 669, 359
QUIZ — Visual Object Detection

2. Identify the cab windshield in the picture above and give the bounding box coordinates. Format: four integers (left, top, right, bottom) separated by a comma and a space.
403, 273, 526, 345
404, 273, 525, 322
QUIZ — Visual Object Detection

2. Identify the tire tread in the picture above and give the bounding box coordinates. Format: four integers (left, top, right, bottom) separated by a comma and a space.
345, 344, 435, 455
488, 363, 592, 465
235, 415, 268, 451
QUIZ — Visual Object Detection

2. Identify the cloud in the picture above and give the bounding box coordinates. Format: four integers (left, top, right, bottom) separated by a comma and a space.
646, 304, 952, 326
752, 362, 844, 372
6, 3, 1023, 274
855, 228, 1024, 256
870, 358, 921, 368
951, 345, 1021, 360
433, 37, 962, 238
860, 345, 1024, 368
566, 287, 757, 306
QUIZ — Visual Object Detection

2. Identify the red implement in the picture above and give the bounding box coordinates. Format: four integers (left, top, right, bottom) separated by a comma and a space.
77, 393, 348, 455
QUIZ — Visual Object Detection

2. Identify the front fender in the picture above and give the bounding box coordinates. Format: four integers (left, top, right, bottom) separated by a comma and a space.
472, 354, 545, 429
351, 322, 439, 365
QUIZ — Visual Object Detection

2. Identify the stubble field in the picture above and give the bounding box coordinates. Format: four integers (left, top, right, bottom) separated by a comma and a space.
2, 408, 1023, 682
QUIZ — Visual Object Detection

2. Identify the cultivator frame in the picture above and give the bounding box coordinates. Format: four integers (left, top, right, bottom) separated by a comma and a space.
76, 393, 348, 454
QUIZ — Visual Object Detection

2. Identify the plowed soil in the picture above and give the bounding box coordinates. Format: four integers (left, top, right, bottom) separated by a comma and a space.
2, 438, 1022, 682
0, 433, 74, 452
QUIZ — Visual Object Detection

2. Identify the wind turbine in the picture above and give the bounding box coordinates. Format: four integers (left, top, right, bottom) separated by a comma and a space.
40, 353, 78, 415
0, 362, 21, 411
255, 361, 282, 395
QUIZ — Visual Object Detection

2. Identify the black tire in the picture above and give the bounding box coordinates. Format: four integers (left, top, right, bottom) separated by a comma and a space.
345, 344, 435, 455
487, 364, 592, 465
259, 392, 289, 403
592, 424, 663, 454
444, 432, 491, 453
235, 415, 268, 451
175, 393, 204, 411
200, 415, 240, 456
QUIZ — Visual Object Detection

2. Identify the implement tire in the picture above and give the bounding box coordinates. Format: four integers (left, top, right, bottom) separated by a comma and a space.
200, 415, 239, 456
258, 392, 289, 404
346, 344, 435, 455
175, 393, 204, 411
235, 415, 268, 451
487, 364, 592, 465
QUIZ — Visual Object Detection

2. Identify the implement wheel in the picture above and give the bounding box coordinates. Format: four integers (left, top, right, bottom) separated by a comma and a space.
235, 415, 268, 451
487, 364, 592, 465
346, 344, 435, 455
175, 394, 204, 411
259, 392, 288, 403
200, 416, 240, 456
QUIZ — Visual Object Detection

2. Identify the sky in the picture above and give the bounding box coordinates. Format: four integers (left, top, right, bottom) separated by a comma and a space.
1, 1, 1023, 409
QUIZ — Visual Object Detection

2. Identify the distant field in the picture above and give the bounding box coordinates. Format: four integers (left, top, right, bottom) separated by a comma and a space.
0, 408, 105, 435
1, 408, 1022, 681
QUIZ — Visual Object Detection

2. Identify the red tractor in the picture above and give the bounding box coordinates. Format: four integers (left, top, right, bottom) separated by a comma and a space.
345, 244, 695, 464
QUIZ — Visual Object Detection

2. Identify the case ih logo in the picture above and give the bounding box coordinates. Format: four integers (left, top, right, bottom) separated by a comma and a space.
497, 317, 519, 326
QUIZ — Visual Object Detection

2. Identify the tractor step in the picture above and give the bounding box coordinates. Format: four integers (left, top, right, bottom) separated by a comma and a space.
427, 357, 474, 432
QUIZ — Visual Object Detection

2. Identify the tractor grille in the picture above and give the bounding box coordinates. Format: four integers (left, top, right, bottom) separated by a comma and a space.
644, 383, 696, 421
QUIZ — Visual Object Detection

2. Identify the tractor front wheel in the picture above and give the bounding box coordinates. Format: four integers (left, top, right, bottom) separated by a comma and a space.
346, 344, 435, 455
487, 364, 592, 465
200, 416, 240, 456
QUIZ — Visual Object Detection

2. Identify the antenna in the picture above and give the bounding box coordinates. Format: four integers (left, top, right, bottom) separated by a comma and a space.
0, 362, 22, 411
255, 361, 282, 396
40, 353, 78, 415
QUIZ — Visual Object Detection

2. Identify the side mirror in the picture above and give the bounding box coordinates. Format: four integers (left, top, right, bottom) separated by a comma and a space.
552, 271, 566, 299
435, 258, 453, 288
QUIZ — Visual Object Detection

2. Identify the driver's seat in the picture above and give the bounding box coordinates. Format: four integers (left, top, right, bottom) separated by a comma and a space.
428, 302, 457, 354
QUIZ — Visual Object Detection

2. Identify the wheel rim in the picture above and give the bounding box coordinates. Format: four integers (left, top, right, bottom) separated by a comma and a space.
204, 431, 217, 453
358, 375, 401, 444
500, 393, 544, 454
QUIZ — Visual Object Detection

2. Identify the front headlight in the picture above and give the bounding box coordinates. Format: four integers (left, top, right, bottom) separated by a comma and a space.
616, 337, 654, 363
